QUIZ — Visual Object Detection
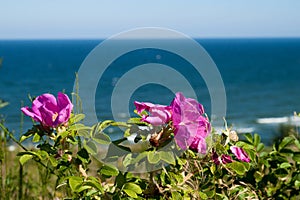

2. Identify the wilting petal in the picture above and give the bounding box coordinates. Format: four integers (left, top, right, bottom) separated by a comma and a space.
230, 146, 250, 162
190, 135, 207, 154
221, 154, 233, 164
212, 151, 221, 165
134, 101, 171, 125
134, 101, 154, 114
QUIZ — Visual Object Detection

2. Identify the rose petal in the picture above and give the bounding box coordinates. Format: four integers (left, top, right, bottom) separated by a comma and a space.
230, 146, 250, 162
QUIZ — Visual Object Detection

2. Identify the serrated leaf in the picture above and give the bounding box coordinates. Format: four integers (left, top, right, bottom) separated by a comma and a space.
159, 151, 175, 165
19, 154, 33, 165
100, 164, 119, 176
279, 136, 294, 151
147, 151, 160, 164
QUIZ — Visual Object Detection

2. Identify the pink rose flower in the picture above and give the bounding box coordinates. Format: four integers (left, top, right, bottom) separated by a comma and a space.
134, 101, 172, 126
171, 92, 211, 154
230, 146, 250, 162
21, 92, 73, 128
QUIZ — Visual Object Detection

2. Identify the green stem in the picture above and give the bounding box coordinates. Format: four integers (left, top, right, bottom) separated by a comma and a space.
0, 123, 56, 175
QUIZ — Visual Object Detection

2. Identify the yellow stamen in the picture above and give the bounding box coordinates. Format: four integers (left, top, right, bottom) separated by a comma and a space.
52, 112, 58, 122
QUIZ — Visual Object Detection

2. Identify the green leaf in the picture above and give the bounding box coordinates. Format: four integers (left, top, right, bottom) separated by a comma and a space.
19, 154, 33, 166
20, 132, 34, 143
123, 183, 142, 197
244, 133, 253, 144
77, 185, 92, 193
256, 143, 264, 152
159, 151, 175, 165
84, 140, 98, 155
0, 100, 9, 109
171, 191, 182, 199
199, 191, 208, 199
274, 168, 289, 178
49, 156, 58, 167
127, 117, 149, 125
123, 189, 137, 198
226, 162, 247, 175
278, 136, 294, 151
294, 139, 300, 150
100, 164, 119, 176
253, 133, 260, 147
254, 171, 263, 182
147, 151, 160, 164
97, 120, 114, 132
72, 113, 85, 123
32, 133, 41, 143
293, 152, 300, 162
69, 176, 83, 192
93, 133, 111, 144
85, 177, 103, 193
295, 180, 300, 188
58, 130, 69, 139
77, 148, 90, 164
123, 154, 133, 167
279, 162, 292, 169
130, 152, 147, 165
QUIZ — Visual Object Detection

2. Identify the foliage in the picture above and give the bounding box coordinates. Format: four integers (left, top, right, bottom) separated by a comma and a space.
0, 92, 299, 199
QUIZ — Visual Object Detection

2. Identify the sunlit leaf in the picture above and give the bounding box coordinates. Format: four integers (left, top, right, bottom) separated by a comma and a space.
19, 154, 33, 166
147, 151, 160, 164
226, 162, 247, 175
100, 164, 119, 176
69, 176, 83, 192
278, 136, 294, 152
159, 151, 175, 165
32, 133, 41, 143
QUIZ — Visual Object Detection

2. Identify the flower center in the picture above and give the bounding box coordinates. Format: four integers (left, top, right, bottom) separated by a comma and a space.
52, 112, 58, 122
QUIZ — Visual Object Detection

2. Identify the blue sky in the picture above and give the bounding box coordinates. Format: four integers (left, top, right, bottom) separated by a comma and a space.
1, 0, 300, 39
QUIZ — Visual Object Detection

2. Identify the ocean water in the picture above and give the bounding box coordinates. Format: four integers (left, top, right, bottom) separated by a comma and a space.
1, 38, 300, 144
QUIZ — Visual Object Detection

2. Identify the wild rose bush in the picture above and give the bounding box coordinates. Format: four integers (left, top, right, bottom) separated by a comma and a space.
2, 91, 299, 199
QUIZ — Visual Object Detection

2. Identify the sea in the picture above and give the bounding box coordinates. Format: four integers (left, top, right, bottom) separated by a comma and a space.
1, 38, 300, 145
